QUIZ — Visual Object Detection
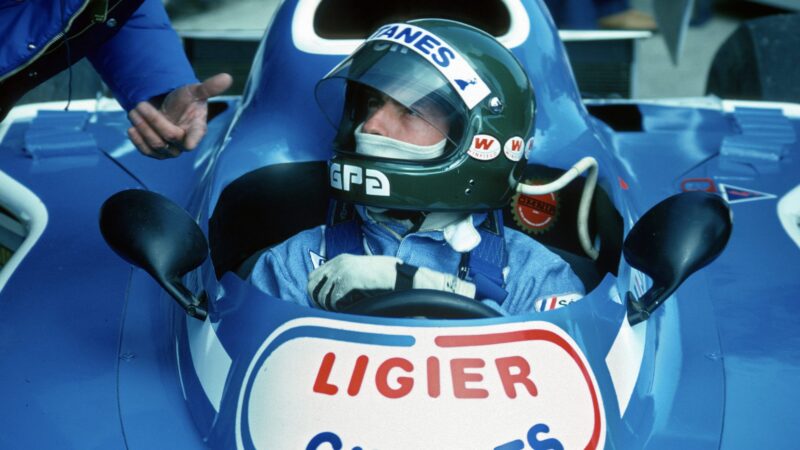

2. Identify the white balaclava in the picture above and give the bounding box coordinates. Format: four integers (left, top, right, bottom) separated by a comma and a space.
354, 123, 447, 160
353, 123, 480, 252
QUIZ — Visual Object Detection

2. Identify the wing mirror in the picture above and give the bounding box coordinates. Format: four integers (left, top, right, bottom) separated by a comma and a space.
623, 191, 732, 325
99, 189, 209, 320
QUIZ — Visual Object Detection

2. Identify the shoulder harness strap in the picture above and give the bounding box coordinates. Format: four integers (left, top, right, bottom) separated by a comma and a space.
459, 210, 509, 304
324, 200, 364, 259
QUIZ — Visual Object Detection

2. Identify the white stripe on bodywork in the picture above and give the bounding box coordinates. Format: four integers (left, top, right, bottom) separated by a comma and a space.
0, 170, 48, 294
585, 97, 800, 119
187, 316, 233, 411
778, 184, 800, 250
292, 0, 531, 55
605, 312, 646, 417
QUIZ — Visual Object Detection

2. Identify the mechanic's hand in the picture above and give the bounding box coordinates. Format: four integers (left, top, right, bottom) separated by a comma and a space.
127, 73, 233, 159
308, 255, 401, 311
307, 254, 477, 311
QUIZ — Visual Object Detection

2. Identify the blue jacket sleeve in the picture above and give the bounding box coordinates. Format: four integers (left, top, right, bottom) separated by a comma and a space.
87, 0, 198, 110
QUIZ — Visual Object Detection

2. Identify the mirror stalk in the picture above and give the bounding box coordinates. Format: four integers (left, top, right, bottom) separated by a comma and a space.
626, 285, 669, 326
158, 275, 208, 320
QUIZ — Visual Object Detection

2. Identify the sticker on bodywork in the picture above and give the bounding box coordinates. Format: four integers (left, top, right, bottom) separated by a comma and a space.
681, 177, 717, 193
511, 180, 559, 234
534, 292, 584, 312
719, 183, 776, 204
366, 23, 491, 109
237, 319, 606, 449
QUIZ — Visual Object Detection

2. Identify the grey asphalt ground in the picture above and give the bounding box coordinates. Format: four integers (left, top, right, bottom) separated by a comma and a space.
633, 0, 740, 98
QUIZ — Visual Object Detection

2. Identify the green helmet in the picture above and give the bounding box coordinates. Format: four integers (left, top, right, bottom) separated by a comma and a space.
315, 19, 536, 212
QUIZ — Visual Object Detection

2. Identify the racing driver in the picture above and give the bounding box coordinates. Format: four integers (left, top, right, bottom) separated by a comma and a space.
249, 19, 584, 315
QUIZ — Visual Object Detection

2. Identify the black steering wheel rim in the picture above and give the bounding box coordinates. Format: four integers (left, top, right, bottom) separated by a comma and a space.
342, 289, 502, 319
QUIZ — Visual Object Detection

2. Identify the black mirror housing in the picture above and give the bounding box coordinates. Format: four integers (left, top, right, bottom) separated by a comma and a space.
99, 189, 209, 320
623, 191, 732, 325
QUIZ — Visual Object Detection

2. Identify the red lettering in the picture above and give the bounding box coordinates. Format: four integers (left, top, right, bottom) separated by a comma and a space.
451, 358, 488, 399
313, 352, 338, 395
427, 357, 441, 398
473, 137, 495, 150
376, 357, 414, 399
511, 139, 522, 151
314, 353, 539, 400
495, 356, 538, 398
347, 355, 369, 396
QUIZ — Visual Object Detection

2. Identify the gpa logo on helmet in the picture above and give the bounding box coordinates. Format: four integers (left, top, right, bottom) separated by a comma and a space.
330, 163, 390, 196
468, 135, 501, 161
504, 136, 525, 162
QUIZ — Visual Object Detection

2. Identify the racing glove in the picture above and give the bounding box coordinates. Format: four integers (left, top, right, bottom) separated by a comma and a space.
307, 254, 476, 311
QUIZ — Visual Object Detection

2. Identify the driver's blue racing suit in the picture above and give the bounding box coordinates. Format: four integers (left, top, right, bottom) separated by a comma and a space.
249, 209, 585, 316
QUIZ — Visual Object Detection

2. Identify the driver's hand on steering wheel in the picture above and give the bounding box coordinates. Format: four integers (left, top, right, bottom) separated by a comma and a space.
307, 254, 476, 311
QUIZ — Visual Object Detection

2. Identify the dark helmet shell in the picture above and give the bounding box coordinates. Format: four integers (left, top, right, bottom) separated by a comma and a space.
315, 19, 536, 212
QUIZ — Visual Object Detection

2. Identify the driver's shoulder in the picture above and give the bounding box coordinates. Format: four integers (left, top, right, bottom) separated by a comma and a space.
264, 225, 326, 261
502, 226, 557, 260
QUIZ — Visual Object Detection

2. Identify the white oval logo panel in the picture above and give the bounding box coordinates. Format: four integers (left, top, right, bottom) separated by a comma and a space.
525, 137, 535, 160
468, 135, 501, 160
237, 318, 606, 449
504, 136, 525, 161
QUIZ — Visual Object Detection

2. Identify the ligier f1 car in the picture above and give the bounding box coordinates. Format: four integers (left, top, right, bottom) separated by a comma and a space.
1, 0, 799, 448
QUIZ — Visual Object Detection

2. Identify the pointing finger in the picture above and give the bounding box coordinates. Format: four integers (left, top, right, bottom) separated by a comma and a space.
192, 73, 233, 100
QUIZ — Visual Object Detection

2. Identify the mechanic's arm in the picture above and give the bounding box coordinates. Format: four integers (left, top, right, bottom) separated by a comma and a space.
307, 254, 476, 311
87, 0, 231, 158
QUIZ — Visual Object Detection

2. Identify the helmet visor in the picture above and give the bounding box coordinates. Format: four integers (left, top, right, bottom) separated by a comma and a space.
315, 40, 470, 160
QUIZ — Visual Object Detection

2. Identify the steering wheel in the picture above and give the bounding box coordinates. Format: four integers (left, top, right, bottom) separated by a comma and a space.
341, 289, 501, 319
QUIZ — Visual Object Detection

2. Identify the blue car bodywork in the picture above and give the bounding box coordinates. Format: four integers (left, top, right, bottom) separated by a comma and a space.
0, 0, 798, 448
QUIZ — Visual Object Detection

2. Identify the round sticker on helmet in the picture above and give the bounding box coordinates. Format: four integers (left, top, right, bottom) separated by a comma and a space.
504, 136, 525, 161
512, 180, 559, 234
468, 135, 501, 160
525, 137, 535, 159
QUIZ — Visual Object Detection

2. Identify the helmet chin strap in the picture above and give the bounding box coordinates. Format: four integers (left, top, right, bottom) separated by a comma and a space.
514, 157, 600, 260
354, 123, 447, 160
